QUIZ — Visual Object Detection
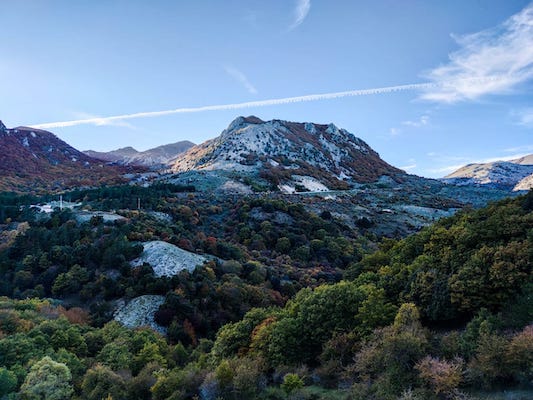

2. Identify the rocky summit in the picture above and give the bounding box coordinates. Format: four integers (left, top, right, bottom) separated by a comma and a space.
171, 116, 403, 191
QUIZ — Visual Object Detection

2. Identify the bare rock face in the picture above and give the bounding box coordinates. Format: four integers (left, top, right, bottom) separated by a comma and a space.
514, 173, 533, 191
131, 240, 208, 277
171, 116, 403, 190
113, 295, 166, 334
85, 141, 195, 168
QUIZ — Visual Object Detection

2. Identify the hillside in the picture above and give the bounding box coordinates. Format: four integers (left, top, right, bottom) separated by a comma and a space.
513, 154, 533, 165
443, 155, 533, 191
85, 140, 194, 168
171, 116, 403, 191
84, 146, 139, 162
0, 118, 529, 400
0, 184, 530, 400
0, 121, 136, 192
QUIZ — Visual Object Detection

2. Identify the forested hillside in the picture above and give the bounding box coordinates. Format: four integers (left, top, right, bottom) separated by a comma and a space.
0, 188, 531, 399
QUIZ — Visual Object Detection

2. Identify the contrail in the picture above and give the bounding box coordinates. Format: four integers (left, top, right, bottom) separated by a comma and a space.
29, 82, 436, 129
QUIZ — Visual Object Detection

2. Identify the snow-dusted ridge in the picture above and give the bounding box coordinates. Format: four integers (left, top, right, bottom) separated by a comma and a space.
84, 141, 195, 168
171, 116, 402, 188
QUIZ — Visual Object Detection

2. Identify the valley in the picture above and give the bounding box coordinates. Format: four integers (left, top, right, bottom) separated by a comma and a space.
2, 2, 532, 398
0, 116, 531, 400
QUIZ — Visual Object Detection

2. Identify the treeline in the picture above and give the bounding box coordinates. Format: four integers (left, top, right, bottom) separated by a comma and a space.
67, 183, 196, 211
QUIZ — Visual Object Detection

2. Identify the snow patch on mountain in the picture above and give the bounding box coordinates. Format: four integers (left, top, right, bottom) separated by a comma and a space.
220, 180, 253, 194
293, 175, 329, 192
85, 141, 194, 168
131, 240, 208, 277
171, 116, 402, 186
279, 184, 296, 194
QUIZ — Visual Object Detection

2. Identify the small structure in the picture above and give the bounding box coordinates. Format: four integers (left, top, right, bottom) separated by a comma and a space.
29, 198, 82, 213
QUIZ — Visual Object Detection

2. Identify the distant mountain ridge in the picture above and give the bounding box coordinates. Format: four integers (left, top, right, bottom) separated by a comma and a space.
0, 120, 134, 192
513, 154, 533, 165
171, 116, 403, 191
85, 141, 194, 168
442, 155, 533, 191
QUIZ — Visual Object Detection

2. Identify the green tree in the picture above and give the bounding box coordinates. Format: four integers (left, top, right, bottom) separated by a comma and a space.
97, 340, 132, 371
281, 373, 304, 394
81, 364, 127, 400
0, 367, 17, 398
352, 304, 428, 399
19, 356, 73, 400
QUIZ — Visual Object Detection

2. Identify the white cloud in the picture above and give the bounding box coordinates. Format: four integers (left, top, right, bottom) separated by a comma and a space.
71, 112, 136, 129
29, 81, 433, 129
421, 2, 533, 103
402, 115, 430, 127
399, 159, 417, 171
224, 66, 258, 95
504, 144, 533, 153
288, 0, 311, 31
390, 115, 429, 137
389, 127, 401, 136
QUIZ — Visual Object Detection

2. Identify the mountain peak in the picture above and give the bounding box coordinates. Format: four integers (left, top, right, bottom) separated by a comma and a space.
172, 117, 402, 190
0, 124, 132, 192
241, 115, 264, 124
0, 120, 6, 133
225, 115, 265, 132
83, 141, 194, 168
115, 146, 139, 153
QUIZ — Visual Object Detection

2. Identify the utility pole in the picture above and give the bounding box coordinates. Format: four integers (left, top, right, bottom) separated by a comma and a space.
60, 195, 63, 210
137, 197, 141, 210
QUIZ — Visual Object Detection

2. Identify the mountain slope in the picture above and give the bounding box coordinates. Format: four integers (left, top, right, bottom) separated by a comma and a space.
85, 141, 194, 168
0, 121, 134, 192
171, 116, 403, 190
84, 146, 139, 162
513, 154, 533, 165
442, 155, 533, 191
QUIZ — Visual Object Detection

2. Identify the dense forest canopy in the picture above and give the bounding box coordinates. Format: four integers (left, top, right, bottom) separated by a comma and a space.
0, 186, 531, 399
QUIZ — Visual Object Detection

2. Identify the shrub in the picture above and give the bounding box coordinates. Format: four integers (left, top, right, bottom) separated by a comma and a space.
505, 325, 533, 384
282, 373, 304, 394
415, 356, 463, 396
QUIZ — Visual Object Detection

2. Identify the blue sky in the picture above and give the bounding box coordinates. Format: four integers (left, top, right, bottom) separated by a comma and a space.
1, 0, 532, 178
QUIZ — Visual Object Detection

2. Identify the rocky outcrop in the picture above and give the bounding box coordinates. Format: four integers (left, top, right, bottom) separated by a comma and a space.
171, 116, 403, 190
131, 240, 208, 277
